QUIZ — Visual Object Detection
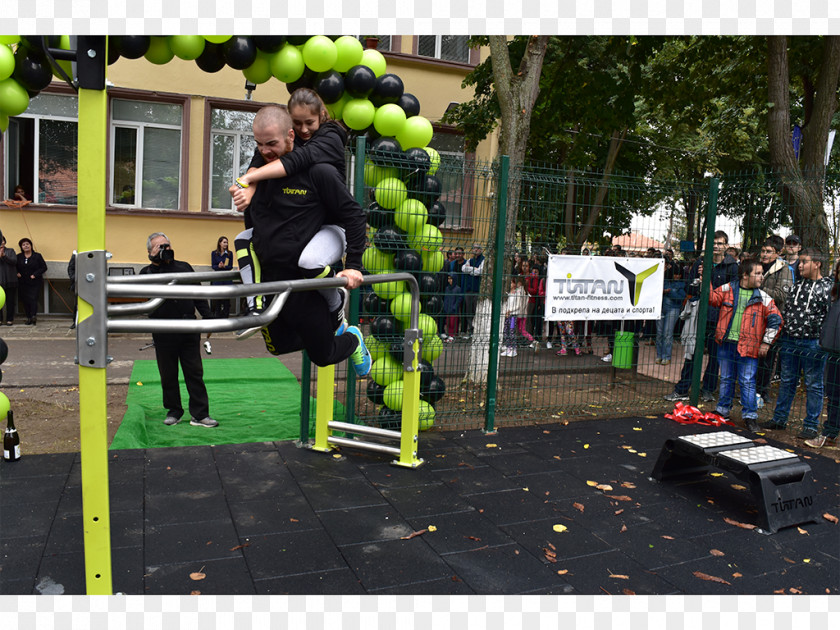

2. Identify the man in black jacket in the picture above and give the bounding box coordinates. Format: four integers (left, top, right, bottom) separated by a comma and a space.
140, 232, 217, 428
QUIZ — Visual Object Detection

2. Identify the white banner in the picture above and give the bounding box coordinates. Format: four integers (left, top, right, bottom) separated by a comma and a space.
544, 255, 664, 321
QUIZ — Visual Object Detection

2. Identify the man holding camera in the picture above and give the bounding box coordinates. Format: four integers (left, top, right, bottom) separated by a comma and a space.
140, 232, 217, 428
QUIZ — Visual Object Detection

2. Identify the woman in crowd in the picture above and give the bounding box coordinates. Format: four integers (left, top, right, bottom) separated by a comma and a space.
16, 237, 47, 325
807, 259, 840, 448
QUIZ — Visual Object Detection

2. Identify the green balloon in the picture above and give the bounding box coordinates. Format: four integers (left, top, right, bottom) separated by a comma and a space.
332, 35, 363, 72
270, 43, 305, 83
366, 334, 388, 362
54, 35, 73, 78
374, 177, 408, 210
360, 48, 387, 77
383, 379, 405, 411
169, 35, 206, 60
0, 45, 14, 81
389, 292, 418, 322
0, 112, 8, 133
394, 198, 427, 234
408, 223, 443, 252
421, 249, 445, 273
325, 93, 350, 120
243, 51, 273, 84
205, 36, 232, 44
372, 279, 406, 301
0, 285, 5, 310
362, 246, 394, 274
373, 103, 406, 138
0, 78, 29, 116
370, 355, 402, 387
364, 161, 398, 188
302, 35, 337, 73
0, 391, 9, 420
422, 334, 443, 363
418, 313, 438, 340
0, 36, 20, 46
418, 400, 435, 431
342, 98, 375, 131
145, 36, 175, 65
424, 146, 441, 176
397, 115, 434, 150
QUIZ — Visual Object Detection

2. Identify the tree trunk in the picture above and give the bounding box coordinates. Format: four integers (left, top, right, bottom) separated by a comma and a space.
575, 129, 627, 247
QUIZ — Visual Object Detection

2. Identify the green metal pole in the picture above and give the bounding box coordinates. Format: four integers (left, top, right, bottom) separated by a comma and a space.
299, 350, 311, 443
484, 156, 509, 434
344, 135, 367, 424
689, 177, 720, 406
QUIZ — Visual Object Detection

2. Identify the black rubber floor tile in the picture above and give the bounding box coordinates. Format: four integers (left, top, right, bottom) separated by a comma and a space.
0, 577, 34, 595
553, 549, 679, 595
603, 520, 712, 571
500, 517, 612, 562
440, 543, 568, 594
144, 464, 222, 495
433, 464, 519, 495
297, 478, 388, 512
0, 499, 59, 539
144, 446, 215, 466
0, 452, 75, 478
518, 470, 611, 503
145, 518, 242, 566
211, 441, 278, 456
109, 480, 145, 513
0, 476, 66, 505
630, 497, 733, 539
379, 483, 475, 519
229, 494, 321, 538
551, 492, 657, 537
370, 576, 476, 594
519, 437, 596, 462
112, 546, 145, 595
339, 537, 452, 590
422, 449, 490, 472
32, 551, 86, 595
482, 451, 566, 476
359, 462, 441, 489
464, 488, 562, 526
651, 555, 781, 595
144, 489, 231, 525
452, 437, 529, 458
0, 535, 45, 584
66, 456, 145, 488
317, 505, 414, 546
144, 556, 256, 595
215, 452, 300, 502
278, 443, 368, 482
406, 510, 514, 555
255, 567, 366, 595
242, 529, 348, 580
45, 509, 143, 555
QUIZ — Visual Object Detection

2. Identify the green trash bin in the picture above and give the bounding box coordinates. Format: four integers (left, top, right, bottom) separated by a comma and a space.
612, 331, 635, 369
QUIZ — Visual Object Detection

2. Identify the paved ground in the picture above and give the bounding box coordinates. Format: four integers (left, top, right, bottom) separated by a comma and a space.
1, 415, 837, 595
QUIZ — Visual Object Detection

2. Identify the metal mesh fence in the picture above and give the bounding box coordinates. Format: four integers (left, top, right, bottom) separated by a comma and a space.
304, 149, 839, 444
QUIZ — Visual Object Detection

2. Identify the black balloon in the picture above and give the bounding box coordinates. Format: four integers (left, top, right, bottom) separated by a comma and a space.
373, 224, 407, 253
421, 376, 446, 404
286, 68, 316, 93
365, 201, 390, 230
195, 43, 227, 73
369, 136, 403, 168
407, 174, 443, 208
417, 359, 434, 390
367, 380, 386, 405
401, 147, 431, 180
107, 42, 121, 65
114, 36, 150, 59
397, 92, 421, 117
371, 73, 404, 107
0, 338, 7, 364
363, 291, 389, 317
371, 316, 398, 341
13, 49, 53, 92
427, 200, 447, 228
253, 36, 287, 53
378, 407, 400, 430
389, 341, 404, 360
418, 272, 438, 295
344, 64, 376, 98
314, 70, 344, 104
223, 36, 257, 70
286, 36, 310, 46
422, 294, 443, 316
393, 249, 422, 273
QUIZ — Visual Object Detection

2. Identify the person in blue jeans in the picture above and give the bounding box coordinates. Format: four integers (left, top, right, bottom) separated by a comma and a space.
762, 248, 834, 439
655, 250, 686, 365
806, 259, 840, 448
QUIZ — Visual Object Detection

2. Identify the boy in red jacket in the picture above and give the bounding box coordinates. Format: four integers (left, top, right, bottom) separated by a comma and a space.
709, 258, 783, 431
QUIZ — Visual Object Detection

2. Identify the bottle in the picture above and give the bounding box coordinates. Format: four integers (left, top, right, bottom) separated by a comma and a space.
3, 410, 20, 462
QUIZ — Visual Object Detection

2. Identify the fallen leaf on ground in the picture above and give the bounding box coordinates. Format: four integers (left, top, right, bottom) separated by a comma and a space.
620, 524, 627, 533
693, 571, 730, 585
661, 535, 675, 540
573, 502, 585, 513
753, 438, 767, 444
803, 558, 811, 563
586, 480, 599, 487
400, 529, 428, 540
584, 444, 590, 449
553, 524, 568, 533
557, 569, 569, 575
783, 557, 796, 564
465, 536, 481, 541
628, 449, 638, 454
596, 484, 614, 491
486, 443, 497, 448
189, 572, 206, 581
638, 453, 647, 457
633, 427, 642, 431
621, 482, 636, 489
789, 587, 803, 594
774, 589, 785, 594
606, 494, 633, 501
543, 548, 557, 563
614, 509, 624, 515
823, 513, 838, 524
289, 518, 299, 523
190, 591, 201, 595
609, 574, 629, 580
724, 517, 756, 530
731, 484, 748, 491
428, 525, 437, 532
229, 543, 250, 551
732, 573, 742, 578
710, 472, 724, 477
710, 549, 725, 557
797, 527, 808, 535
623, 588, 636, 595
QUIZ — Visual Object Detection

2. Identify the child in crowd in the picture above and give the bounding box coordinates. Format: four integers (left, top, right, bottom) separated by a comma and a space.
442, 274, 462, 342
502, 277, 530, 357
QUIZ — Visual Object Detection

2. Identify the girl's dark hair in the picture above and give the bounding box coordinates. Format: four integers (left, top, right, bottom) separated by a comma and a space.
288, 88, 329, 124
216, 236, 228, 253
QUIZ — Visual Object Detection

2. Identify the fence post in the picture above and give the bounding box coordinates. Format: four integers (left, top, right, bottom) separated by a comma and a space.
299, 351, 311, 443
484, 156, 510, 434
689, 177, 720, 405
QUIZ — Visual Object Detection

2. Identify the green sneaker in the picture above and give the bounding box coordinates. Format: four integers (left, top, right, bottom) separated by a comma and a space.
347, 325, 372, 377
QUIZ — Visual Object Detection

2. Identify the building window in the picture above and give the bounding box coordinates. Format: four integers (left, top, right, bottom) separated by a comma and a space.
417, 36, 470, 63
208, 107, 257, 213
110, 98, 183, 210
4, 93, 78, 205
429, 131, 466, 228
357, 36, 393, 52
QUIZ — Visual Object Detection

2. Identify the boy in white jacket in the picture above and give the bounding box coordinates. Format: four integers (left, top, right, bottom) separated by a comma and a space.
502, 277, 531, 357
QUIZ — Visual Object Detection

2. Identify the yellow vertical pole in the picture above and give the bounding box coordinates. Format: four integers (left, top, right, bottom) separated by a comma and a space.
77, 73, 112, 592
395, 336, 423, 468
311, 364, 336, 452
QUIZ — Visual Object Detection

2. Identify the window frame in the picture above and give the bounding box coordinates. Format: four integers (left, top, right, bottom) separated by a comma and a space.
414, 36, 476, 65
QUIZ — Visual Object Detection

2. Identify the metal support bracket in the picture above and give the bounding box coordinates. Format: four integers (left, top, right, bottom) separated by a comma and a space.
402, 328, 421, 372
76, 250, 109, 368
